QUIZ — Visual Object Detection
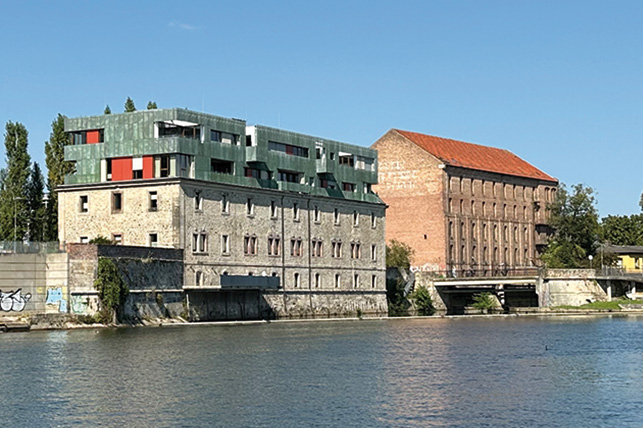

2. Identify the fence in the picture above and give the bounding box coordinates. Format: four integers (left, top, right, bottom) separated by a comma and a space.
0, 241, 64, 255
418, 266, 540, 279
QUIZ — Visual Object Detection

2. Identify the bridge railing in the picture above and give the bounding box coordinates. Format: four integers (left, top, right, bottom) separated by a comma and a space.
0, 241, 64, 255
599, 266, 643, 277
419, 266, 540, 279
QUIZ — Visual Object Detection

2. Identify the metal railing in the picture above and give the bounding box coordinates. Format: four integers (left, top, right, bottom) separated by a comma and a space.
0, 241, 64, 255
418, 266, 540, 279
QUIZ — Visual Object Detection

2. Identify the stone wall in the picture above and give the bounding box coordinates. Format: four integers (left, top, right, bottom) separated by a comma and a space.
538, 269, 607, 307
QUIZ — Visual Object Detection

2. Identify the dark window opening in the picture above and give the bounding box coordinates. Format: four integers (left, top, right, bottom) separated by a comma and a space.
211, 159, 234, 174
160, 155, 170, 178
210, 130, 239, 145
277, 170, 301, 183
157, 122, 200, 139
268, 141, 309, 158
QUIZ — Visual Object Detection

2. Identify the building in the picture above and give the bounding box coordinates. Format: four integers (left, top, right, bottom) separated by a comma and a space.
372, 129, 558, 274
603, 245, 643, 273
58, 109, 387, 319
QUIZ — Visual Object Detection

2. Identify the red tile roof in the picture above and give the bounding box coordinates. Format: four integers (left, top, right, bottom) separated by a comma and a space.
395, 129, 557, 182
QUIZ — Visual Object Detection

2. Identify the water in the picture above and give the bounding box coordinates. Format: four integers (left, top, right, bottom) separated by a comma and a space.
2, 315, 643, 427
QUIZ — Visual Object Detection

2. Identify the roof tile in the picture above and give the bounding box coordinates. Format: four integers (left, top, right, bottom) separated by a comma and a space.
395, 129, 557, 182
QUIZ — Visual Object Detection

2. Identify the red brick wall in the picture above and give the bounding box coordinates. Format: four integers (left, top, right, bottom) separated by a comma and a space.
372, 130, 447, 269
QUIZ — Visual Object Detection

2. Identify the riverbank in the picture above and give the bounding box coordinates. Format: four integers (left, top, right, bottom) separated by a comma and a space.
5, 307, 643, 333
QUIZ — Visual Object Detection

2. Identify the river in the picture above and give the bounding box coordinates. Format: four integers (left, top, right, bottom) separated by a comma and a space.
2, 315, 643, 427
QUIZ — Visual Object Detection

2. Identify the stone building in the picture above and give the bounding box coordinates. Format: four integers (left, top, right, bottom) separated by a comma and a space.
372, 129, 558, 274
58, 109, 387, 319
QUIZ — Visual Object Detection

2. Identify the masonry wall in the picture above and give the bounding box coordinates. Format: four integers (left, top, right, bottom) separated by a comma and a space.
59, 181, 182, 247
372, 130, 446, 270
537, 269, 608, 307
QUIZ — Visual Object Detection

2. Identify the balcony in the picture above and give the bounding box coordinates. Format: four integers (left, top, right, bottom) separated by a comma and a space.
316, 157, 335, 174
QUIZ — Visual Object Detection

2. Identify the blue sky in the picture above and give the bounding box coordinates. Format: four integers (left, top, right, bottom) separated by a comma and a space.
1, 0, 641, 217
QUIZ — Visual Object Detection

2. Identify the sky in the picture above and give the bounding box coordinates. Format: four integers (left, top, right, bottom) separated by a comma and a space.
1, 0, 642, 217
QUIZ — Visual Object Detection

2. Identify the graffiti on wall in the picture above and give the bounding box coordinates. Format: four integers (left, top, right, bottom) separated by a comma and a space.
46, 287, 67, 313
71, 295, 90, 314
0, 289, 32, 312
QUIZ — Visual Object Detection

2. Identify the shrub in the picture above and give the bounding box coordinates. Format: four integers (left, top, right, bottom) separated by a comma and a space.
471, 292, 496, 310
94, 258, 128, 323
411, 286, 435, 316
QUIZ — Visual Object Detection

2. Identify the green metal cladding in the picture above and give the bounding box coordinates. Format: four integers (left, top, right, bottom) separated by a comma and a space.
64, 108, 382, 204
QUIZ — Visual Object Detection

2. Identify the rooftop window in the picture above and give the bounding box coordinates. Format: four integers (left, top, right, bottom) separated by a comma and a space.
211, 130, 239, 145
156, 120, 200, 140
69, 129, 104, 145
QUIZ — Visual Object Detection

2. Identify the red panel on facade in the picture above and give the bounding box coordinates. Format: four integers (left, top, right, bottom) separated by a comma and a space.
86, 130, 100, 144
142, 156, 154, 179
112, 157, 133, 181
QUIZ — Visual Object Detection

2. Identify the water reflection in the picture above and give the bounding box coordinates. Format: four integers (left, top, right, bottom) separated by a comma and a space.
2, 316, 643, 427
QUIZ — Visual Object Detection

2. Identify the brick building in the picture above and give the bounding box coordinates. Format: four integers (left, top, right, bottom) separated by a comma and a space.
372, 129, 557, 274
58, 109, 387, 319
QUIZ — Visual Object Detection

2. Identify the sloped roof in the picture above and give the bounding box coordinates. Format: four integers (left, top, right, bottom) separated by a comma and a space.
395, 129, 557, 182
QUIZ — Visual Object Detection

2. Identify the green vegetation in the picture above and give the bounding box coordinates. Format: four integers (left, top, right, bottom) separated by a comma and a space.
44, 114, 74, 241
89, 236, 114, 245
554, 299, 643, 311
124, 97, 136, 112
386, 239, 414, 269
0, 122, 31, 240
104, 105, 111, 115
147, 101, 158, 109
94, 258, 129, 323
410, 286, 435, 316
471, 292, 497, 311
542, 183, 600, 268
386, 277, 409, 316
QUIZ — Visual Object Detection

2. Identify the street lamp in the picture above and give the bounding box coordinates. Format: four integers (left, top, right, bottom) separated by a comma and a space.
589, 254, 594, 270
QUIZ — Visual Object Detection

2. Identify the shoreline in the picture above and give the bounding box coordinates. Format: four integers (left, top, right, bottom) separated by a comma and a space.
4, 308, 643, 333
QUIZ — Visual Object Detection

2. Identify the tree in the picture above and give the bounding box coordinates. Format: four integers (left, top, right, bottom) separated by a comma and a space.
147, 101, 157, 109
26, 162, 45, 241
104, 105, 111, 115
542, 183, 600, 268
94, 258, 128, 324
0, 122, 31, 241
410, 286, 435, 316
44, 114, 74, 241
386, 239, 414, 269
601, 214, 643, 246
124, 97, 136, 112
640, 190, 643, 211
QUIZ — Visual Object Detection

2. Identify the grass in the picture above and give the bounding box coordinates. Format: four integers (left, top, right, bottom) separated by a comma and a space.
554, 299, 643, 310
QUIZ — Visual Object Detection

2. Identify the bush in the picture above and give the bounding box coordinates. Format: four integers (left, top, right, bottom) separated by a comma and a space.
94, 258, 128, 324
411, 286, 435, 316
471, 292, 496, 310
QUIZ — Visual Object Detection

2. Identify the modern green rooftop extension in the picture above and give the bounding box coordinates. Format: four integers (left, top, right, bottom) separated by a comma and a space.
64, 108, 382, 203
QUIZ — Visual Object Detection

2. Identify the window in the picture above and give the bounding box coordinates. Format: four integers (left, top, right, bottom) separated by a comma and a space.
314, 206, 321, 223
315, 273, 321, 288
338, 153, 354, 167
195, 271, 204, 286
69, 129, 104, 145
332, 241, 342, 258
343, 182, 355, 192
210, 130, 238, 145
277, 170, 301, 183
194, 191, 203, 211
149, 191, 158, 211
334, 208, 340, 225
312, 239, 323, 257
268, 236, 281, 256
111, 192, 123, 213
353, 211, 359, 227
294, 272, 300, 288
371, 275, 377, 289
371, 244, 377, 261
320, 178, 337, 189
159, 155, 170, 178
112, 234, 122, 245
193, 232, 208, 253
351, 242, 361, 259
270, 200, 278, 218
355, 156, 374, 171
79, 195, 88, 213
268, 141, 309, 157
221, 235, 230, 255
157, 121, 200, 139
80, 236, 89, 244
244, 167, 271, 180
335, 274, 341, 288
371, 213, 376, 228
293, 203, 299, 221
133, 157, 143, 179
211, 159, 234, 174
353, 274, 359, 288
246, 198, 254, 216
149, 233, 158, 247
290, 238, 303, 257
222, 194, 229, 214
244, 235, 257, 255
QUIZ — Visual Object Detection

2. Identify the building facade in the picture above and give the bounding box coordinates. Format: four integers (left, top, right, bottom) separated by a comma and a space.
372, 129, 558, 274
58, 109, 387, 319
